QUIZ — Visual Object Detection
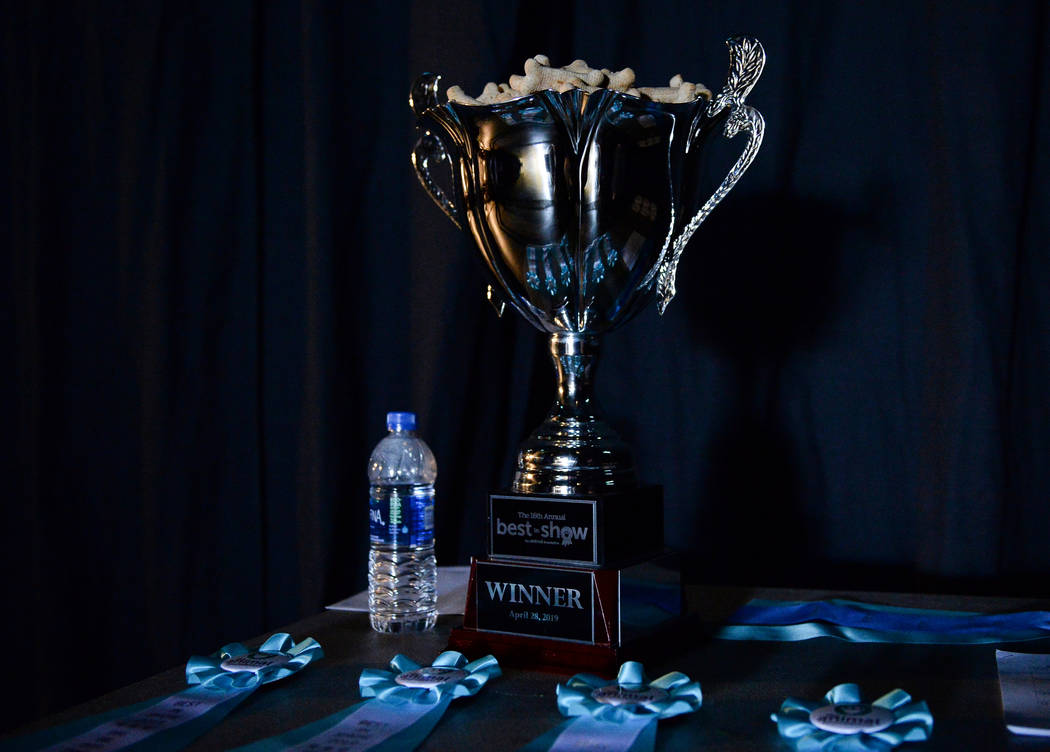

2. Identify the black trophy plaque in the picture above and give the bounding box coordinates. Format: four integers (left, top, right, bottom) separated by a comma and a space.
474, 560, 595, 642
488, 486, 663, 567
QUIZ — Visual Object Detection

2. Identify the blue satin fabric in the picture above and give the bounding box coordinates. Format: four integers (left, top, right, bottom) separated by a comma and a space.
1, 634, 322, 752
230, 698, 451, 752
358, 651, 501, 705
518, 715, 658, 752
232, 651, 500, 752
772, 683, 933, 751
519, 661, 702, 752
189, 632, 323, 689
718, 598, 1050, 644
556, 661, 702, 723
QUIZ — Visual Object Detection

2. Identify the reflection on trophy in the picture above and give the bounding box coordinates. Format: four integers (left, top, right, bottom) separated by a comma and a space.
412, 37, 766, 671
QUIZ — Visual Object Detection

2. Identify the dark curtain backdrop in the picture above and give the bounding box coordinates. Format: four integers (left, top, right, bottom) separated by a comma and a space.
3, 0, 1048, 731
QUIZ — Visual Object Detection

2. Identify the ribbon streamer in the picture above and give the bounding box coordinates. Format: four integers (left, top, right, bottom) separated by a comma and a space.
717, 598, 1050, 644
772, 683, 933, 751
233, 651, 500, 752
519, 661, 701, 752
2, 634, 322, 752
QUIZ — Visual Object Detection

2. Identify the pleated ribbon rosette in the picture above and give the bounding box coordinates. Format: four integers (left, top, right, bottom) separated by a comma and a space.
2, 634, 322, 752
358, 651, 500, 705
230, 650, 500, 752
188, 633, 322, 690
772, 683, 933, 751
520, 661, 702, 752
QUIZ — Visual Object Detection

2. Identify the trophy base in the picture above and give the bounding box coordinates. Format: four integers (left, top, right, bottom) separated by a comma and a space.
447, 553, 683, 675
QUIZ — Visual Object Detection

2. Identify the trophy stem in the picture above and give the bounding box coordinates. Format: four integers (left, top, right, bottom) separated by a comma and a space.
551, 331, 597, 412
513, 332, 638, 496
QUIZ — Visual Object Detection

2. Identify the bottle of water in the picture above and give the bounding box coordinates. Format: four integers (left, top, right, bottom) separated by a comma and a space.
367, 411, 437, 632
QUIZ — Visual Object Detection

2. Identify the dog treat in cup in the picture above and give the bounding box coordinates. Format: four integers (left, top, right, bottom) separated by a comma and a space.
447, 55, 711, 105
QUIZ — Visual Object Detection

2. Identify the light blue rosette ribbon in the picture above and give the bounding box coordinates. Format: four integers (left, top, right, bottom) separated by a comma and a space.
519, 661, 702, 752
772, 683, 933, 751
2, 634, 322, 752
232, 650, 499, 752
717, 598, 1050, 644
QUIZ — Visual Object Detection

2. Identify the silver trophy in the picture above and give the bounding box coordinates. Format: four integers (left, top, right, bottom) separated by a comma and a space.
411, 36, 765, 497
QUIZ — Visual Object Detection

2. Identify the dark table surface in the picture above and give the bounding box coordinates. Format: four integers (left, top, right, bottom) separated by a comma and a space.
10, 586, 1050, 751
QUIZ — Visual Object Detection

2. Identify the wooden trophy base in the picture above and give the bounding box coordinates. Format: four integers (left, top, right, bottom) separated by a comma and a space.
447, 554, 683, 676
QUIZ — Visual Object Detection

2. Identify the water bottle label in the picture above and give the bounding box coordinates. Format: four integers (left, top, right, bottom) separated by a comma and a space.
370, 486, 434, 546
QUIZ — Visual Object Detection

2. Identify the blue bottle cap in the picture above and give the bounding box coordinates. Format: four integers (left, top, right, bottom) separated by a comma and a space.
386, 411, 416, 431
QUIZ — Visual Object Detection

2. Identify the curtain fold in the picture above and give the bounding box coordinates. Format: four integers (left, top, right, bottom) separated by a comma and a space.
2, 0, 1048, 730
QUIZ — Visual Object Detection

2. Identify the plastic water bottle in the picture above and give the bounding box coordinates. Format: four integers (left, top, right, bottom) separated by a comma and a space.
367, 411, 437, 632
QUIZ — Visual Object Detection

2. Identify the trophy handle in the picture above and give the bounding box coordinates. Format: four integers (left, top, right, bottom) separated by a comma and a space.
410, 73, 464, 231
656, 36, 766, 314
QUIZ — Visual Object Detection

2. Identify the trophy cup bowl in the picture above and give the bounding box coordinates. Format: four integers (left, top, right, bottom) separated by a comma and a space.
411, 36, 766, 496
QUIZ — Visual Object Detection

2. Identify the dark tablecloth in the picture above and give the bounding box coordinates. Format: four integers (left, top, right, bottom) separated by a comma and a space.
9, 587, 1050, 750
